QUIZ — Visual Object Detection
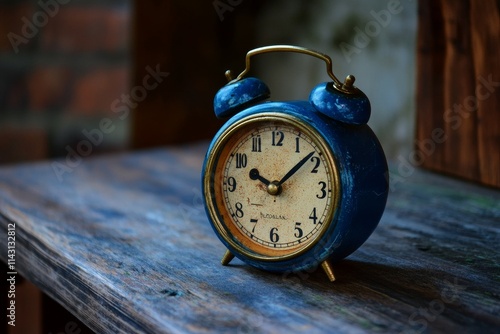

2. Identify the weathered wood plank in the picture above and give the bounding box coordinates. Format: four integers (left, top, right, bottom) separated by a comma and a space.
416, 0, 500, 188
0, 143, 499, 333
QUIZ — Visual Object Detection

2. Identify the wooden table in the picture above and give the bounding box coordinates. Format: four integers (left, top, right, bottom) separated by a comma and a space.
0, 143, 499, 333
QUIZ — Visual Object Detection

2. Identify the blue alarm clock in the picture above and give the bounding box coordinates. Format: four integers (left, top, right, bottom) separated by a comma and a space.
202, 45, 388, 281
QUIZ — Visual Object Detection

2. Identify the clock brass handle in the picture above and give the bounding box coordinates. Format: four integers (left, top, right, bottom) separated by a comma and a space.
226, 45, 356, 94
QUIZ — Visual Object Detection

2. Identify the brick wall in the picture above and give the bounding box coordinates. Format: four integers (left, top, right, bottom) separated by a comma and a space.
0, 0, 131, 164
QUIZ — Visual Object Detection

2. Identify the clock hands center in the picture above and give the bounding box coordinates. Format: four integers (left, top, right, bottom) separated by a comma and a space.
249, 168, 281, 196
249, 151, 314, 196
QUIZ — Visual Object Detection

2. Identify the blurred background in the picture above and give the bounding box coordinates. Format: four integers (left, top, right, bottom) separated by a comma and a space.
0, 0, 417, 167
0, 0, 131, 163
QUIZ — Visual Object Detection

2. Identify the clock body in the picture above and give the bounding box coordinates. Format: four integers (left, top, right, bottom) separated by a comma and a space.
202, 100, 388, 273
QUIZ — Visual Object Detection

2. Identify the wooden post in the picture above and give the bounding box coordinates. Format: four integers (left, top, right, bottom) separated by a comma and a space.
416, 0, 499, 188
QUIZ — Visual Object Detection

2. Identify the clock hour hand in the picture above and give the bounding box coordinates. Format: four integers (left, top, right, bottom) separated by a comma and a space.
249, 168, 271, 186
250, 168, 282, 196
277, 151, 315, 186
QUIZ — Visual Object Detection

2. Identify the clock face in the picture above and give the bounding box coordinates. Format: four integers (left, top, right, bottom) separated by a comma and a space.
205, 113, 340, 260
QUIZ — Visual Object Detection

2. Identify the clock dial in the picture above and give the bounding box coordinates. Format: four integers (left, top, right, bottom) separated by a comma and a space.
207, 113, 340, 260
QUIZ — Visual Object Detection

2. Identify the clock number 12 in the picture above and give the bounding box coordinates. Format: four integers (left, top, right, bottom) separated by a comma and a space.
272, 131, 284, 146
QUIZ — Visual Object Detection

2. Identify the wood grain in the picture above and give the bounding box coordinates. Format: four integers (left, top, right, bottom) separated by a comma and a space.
416, 0, 500, 188
0, 143, 499, 333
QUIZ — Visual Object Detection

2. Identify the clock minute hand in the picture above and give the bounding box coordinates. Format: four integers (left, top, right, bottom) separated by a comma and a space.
277, 151, 315, 186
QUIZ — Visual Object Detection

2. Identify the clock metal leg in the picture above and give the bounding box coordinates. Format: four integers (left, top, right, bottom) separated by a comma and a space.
321, 260, 336, 282
221, 250, 235, 266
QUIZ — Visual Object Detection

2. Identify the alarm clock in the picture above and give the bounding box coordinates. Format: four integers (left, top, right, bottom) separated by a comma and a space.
202, 45, 388, 281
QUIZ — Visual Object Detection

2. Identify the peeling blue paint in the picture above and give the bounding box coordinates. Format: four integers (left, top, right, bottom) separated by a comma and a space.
310, 82, 371, 125
214, 77, 270, 118
204, 85, 388, 274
